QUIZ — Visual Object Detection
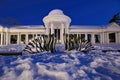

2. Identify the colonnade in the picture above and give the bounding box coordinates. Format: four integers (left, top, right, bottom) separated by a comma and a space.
0, 31, 120, 45
0, 32, 44, 45
68, 32, 120, 44
69, 33, 98, 44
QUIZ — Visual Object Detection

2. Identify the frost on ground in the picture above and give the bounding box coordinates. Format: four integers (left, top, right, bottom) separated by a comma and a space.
0, 44, 120, 80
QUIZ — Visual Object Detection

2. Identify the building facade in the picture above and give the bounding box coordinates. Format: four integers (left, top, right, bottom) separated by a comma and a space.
0, 9, 120, 46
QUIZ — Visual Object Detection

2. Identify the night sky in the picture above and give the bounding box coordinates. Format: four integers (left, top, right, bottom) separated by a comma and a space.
0, 0, 120, 26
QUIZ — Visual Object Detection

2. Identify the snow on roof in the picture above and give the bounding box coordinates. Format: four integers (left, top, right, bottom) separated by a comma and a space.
70, 25, 105, 29
10, 25, 45, 29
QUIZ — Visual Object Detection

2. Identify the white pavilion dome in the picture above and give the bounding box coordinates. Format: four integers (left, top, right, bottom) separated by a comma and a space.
49, 9, 63, 15
43, 9, 71, 24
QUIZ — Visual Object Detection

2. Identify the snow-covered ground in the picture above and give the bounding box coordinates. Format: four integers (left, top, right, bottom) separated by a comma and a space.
0, 44, 120, 80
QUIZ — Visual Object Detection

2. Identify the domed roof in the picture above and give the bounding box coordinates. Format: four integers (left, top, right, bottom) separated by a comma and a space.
49, 9, 63, 15
43, 9, 71, 24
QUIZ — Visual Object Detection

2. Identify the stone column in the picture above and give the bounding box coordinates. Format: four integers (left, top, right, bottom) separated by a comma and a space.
6, 32, 9, 45
104, 32, 109, 44
26, 33, 28, 44
107, 32, 109, 44
61, 23, 64, 44
4, 33, 6, 45
46, 27, 49, 35
9, 35, 11, 44
35, 34, 37, 38
100, 33, 103, 44
17, 33, 20, 44
66, 24, 69, 34
51, 23, 54, 34
1, 32, 3, 45
118, 32, 120, 44
103, 32, 105, 44
91, 33, 95, 44
45, 23, 49, 35
32, 34, 34, 39
85, 33, 87, 40
66, 28, 68, 34
104, 32, 106, 43
115, 32, 119, 44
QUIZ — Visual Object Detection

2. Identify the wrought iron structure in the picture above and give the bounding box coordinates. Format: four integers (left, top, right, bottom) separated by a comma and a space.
23, 34, 94, 53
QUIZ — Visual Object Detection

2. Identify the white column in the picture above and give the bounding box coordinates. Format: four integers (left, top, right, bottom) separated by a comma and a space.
32, 34, 34, 39
85, 33, 87, 40
100, 33, 103, 44
61, 23, 64, 44
104, 32, 106, 43
115, 32, 119, 44
17, 33, 20, 44
51, 23, 54, 34
26, 34, 28, 44
9, 35, 11, 44
6, 32, 9, 45
35, 34, 37, 38
66, 28, 69, 34
91, 33, 95, 44
77, 34, 78, 39
45, 23, 49, 35
1, 32, 3, 45
66, 24, 69, 34
104, 32, 109, 44
103, 32, 105, 44
118, 32, 120, 44
3, 34, 5, 45
107, 32, 109, 44
46, 27, 49, 35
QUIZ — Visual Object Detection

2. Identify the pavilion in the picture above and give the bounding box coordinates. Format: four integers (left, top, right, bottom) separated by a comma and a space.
0, 9, 120, 45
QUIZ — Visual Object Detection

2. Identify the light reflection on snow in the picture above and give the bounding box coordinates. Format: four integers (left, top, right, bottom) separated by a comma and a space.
0, 44, 120, 80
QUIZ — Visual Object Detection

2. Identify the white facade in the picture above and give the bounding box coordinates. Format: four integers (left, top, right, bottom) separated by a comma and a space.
0, 9, 120, 45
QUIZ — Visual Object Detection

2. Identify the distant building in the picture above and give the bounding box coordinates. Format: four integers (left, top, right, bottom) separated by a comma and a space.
0, 9, 120, 45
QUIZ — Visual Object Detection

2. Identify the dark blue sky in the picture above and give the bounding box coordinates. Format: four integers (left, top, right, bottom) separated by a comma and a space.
0, 0, 120, 26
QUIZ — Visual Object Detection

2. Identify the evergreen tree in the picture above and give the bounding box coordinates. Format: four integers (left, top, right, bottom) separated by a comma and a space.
109, 13, 120, 25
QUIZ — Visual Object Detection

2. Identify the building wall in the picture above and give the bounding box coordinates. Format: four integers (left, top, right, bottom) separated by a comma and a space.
0, 22, 120, 45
